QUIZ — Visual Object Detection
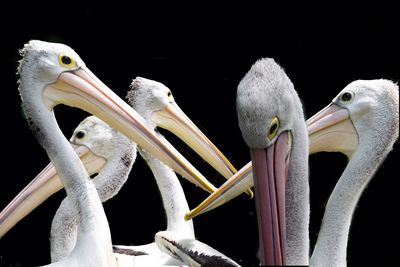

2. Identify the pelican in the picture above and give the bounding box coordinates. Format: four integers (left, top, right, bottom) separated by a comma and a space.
308, 79, 399, 266
12, 39, 220, 266
18, 41, 120, 266
222, 58, 310, 265
113, 77, 240, 266
187, 58, 310, 264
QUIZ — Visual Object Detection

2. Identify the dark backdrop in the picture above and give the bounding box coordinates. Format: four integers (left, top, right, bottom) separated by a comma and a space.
0, 4, 398, 266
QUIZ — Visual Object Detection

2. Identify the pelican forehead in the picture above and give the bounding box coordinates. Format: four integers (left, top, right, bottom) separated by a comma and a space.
237, 58, 296, 148
335, 79, 399, 118
18, 40, 84, 86
71, 116, 115, 157
127, 77, 171, 122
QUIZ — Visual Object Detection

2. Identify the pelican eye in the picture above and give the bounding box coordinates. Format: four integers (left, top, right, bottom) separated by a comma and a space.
58, 53, 77, 68
340, 91, 354, 103
75, 130, 86, 139
267, 117, 280, 140
167, 90, 174, 100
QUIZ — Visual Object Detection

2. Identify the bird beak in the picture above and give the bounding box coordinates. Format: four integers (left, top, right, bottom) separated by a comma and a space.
184, 162, 253, 220
0, 145, 106, 238
42, 67, 216, 193
250, 131, 291, 266
307, 103, 358, 158
187, 131, 291, 265
152, 102, 253, 196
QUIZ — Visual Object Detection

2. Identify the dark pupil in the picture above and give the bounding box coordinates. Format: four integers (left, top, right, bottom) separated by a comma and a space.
61, 55, 72, 65
76, 131, 85, 139
269, 123, 277, 135
341, 92, 352, 101
167, 91, 172, 97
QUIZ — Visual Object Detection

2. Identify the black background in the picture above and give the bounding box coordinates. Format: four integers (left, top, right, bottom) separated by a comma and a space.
0, 4, 398, 266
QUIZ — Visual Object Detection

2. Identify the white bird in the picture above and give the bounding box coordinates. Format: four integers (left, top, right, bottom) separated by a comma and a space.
50, 116, 137, 262
18, 41, 120, 267
187, 58, 310, 265
308, 79, 399, 266
112, 77, 240, 266
236, 58, 309, 265
14, 40, 220, 266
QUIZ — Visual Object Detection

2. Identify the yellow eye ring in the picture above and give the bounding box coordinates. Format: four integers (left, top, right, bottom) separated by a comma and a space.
58, 53, 77, 68
267, 116, 280, 140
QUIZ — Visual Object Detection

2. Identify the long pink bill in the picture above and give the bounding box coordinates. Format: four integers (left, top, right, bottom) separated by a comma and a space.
250, 131, 291, 266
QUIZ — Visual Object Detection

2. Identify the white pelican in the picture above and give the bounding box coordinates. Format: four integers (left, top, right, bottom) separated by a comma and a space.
226, 58, 310, 265
18, 41, 119, 266
13, 39, 220, 266
308, 79, 399, 266
186, 58, 314, 264
112, 77, 240, 266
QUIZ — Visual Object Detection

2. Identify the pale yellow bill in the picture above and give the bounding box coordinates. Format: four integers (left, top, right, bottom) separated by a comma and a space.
185, 162, 253, 220
152, 102, 253, 197
307, 103, 358, 157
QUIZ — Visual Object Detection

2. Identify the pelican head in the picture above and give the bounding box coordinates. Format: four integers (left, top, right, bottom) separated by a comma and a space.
19, 41, 83, 80
308, 79, 399, 158
236, 58, 306, 265
127, 77, 173, 129
127, 77, 246, 186
237, 59, 296, 149
334, 80, 399, 139
70, 116, 135, 161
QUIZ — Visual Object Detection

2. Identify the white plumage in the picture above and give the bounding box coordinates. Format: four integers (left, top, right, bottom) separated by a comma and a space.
18, 40, 119, 267
309, 79, 399, 266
